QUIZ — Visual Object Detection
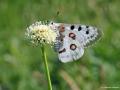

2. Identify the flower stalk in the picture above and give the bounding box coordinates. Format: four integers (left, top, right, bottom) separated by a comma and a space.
41, 45, 52, 90
26, 21, 56, 90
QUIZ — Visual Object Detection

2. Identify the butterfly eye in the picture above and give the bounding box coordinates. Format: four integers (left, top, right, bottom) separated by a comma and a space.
50, 21, 54, 25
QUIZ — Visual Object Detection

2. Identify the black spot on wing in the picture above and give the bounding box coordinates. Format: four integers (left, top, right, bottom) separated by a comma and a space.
59, 48, 66, 53
90, 35, 94, 38
86, 26, 89, 28
78, 26, 82, 31
70, 25, 75, 30
86, 30, 89, 34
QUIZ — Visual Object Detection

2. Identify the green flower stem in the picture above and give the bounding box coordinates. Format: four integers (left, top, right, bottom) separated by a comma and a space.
41, 45, 52, 90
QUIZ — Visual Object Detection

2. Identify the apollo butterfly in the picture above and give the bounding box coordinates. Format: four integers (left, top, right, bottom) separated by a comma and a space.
48, 21, 102, 63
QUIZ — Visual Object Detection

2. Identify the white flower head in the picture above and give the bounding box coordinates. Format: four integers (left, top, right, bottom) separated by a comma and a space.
25, 21, 57, 45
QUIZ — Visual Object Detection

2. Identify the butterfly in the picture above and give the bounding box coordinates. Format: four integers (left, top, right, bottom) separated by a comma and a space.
48, 21, 102, 63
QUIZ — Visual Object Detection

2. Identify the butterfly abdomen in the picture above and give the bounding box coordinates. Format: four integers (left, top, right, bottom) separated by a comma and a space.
54, 39, 63, 52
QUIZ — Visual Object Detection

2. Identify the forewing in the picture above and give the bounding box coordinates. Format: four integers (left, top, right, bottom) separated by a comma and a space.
62, 23, 102, 47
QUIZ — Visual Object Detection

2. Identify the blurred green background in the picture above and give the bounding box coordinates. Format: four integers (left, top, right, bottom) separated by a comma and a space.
0, 0, 120, 90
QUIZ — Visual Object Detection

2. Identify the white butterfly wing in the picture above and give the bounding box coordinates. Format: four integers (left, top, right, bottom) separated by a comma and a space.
58, 31, 84, 63
63, 24, 102, 47
49, 22, 101, 63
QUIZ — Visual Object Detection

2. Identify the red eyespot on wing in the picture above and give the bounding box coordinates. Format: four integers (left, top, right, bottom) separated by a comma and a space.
69, 33, 76, 40
70, 44, 77, 50
59, 24, 65, 32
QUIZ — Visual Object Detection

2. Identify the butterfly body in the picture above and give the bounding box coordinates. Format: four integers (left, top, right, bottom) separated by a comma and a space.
49, 22, 101, 63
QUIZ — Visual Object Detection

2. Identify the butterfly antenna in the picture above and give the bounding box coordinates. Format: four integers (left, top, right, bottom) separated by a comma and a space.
52, 11, 60, 20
